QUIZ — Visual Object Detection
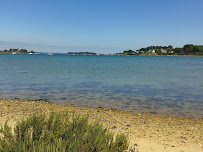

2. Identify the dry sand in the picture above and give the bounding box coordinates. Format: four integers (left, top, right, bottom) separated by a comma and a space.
0, 98, 202, 152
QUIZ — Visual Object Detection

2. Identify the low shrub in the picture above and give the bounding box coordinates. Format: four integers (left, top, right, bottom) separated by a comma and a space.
0, 112, 128, 152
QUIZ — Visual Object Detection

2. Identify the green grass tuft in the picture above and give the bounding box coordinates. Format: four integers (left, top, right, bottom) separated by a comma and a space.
0, 112, 129, 152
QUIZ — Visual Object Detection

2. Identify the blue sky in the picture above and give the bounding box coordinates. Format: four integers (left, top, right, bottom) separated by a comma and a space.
0, 0, 203, 53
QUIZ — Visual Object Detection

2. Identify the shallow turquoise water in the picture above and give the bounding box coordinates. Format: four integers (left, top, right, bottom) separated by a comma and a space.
0, 54, 203, 117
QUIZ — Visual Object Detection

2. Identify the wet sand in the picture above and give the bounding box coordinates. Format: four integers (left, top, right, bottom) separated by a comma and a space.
0, 98, 203, 152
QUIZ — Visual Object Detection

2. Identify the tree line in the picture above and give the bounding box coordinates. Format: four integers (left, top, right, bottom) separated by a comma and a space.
0, 48, 36, 54
123, 44, 203, 56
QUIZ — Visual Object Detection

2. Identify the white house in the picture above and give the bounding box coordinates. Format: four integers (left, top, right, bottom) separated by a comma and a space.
148, 49, 156, 53
161, 49, 167, 53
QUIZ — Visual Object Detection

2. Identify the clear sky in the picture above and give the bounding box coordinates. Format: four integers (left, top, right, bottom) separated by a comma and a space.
0, 0, 203, 53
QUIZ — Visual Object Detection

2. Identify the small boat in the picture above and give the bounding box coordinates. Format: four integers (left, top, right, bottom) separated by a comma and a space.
48, 49, 53, 55
11, 50, 16, 54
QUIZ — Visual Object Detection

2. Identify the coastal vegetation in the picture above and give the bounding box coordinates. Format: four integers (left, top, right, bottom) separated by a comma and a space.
1, 44, 203, 56
123, 44, 203, 56
0, 48, 36, 54
0, 112, 128, 152
67, 52, 96, 55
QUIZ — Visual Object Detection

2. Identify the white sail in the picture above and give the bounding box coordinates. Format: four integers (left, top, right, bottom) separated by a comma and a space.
48, 49, 53, 55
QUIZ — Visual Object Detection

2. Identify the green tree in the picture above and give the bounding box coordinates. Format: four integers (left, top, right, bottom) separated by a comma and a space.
123, 49, 135, 55
173, 48, 183, 54
183, 44, 193, 54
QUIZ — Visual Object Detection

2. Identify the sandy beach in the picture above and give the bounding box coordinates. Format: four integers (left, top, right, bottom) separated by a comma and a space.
0, 98, 202, 152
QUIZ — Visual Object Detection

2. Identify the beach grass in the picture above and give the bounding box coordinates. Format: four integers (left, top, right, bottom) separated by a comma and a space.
0, 111, 128, 152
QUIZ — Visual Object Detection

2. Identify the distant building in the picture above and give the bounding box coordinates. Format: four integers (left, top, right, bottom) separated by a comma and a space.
137, 51, 144, 53
148, 49, 156, 53
161, 49, 167, 53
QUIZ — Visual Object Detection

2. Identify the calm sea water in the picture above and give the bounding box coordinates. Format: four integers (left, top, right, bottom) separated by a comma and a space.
0, 54, 203, 117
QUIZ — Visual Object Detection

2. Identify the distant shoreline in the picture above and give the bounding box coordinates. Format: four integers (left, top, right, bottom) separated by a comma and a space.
123, 54, 203, 57
0, 52, 202, 57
